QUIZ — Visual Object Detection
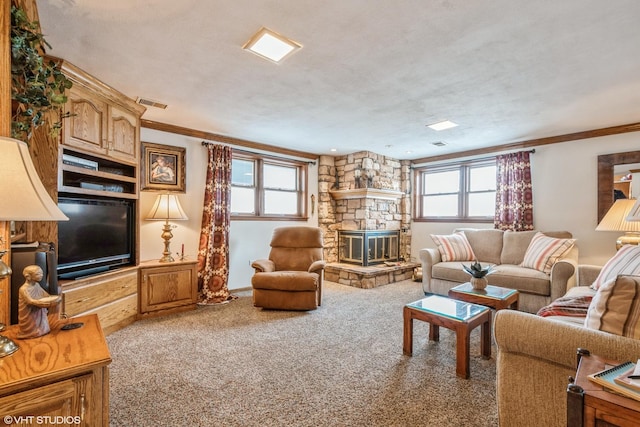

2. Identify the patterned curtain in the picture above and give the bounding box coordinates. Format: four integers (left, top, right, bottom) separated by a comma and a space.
494, 150, 534, 231
198, 144, 236, 305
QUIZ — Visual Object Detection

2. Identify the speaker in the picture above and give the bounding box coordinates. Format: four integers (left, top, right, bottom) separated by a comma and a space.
10, 242, 58, 325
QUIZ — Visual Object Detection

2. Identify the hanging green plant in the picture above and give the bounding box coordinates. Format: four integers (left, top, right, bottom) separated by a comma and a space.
11, 5, 73, 141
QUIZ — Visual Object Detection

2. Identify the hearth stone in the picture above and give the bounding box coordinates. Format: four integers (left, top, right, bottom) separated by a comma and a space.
325, 262, 419, 289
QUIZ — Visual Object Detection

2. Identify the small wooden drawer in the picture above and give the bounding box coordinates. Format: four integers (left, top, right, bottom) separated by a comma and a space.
62, 269, 137, 316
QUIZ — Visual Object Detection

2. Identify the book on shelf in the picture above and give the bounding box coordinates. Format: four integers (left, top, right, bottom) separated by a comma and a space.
588, 360, 640, 401
62, 154, 98, 170
614, 359, 640, 392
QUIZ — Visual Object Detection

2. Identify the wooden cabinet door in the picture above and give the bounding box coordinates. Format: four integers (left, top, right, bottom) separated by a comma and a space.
108, 105, 139, 163
64, 86, 108, 156
0, 373, 94, 426
140, 262, 198, 314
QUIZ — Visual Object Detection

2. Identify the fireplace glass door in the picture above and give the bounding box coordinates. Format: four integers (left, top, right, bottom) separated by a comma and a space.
339, 230, 399, 266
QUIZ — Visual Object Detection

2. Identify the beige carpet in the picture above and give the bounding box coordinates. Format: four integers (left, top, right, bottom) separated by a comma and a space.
106, 280, 498, 426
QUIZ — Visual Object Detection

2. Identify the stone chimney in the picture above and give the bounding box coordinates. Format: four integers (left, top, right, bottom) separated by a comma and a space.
318, 151, 412, 263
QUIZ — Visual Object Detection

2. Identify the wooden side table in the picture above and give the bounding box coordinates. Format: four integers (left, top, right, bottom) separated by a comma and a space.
567, 349, 640, 427
0, 314, 111, 426
138, 259, 198, 319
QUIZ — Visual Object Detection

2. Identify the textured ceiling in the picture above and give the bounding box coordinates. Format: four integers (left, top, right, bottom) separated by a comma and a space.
36, 0, 640, 160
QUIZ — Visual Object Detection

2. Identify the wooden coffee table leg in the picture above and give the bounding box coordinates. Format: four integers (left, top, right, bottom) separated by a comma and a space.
481, 313, 491, 359
429, 323, 440, 342
456, 323, 471, 379
403, 306, 413, 356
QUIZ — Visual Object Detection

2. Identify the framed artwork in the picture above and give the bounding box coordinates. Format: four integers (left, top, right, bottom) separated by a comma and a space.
141, 142, 186, 192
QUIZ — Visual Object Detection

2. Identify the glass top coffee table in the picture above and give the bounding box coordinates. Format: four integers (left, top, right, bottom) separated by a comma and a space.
448, 282, 519, 311
403, 295, 491, 379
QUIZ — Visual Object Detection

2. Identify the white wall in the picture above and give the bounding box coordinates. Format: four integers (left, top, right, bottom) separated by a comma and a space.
141, 127, 638, 285
139, 128, 319, 291
410, 131, 640, 267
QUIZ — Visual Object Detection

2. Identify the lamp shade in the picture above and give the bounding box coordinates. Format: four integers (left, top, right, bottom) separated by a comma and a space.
0, 137, 68, 221
626, 198, 640, 222
146, 194, 188, 221
596, 199, 640, 232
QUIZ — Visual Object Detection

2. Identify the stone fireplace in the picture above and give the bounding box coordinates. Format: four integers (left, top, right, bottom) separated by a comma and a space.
317, 151, 416, 288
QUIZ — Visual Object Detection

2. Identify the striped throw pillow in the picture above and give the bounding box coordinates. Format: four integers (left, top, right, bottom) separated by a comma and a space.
591, 245, 640, 290
584, 275, 640, 339
430, 232, 476, 262
520, 232, 575, 274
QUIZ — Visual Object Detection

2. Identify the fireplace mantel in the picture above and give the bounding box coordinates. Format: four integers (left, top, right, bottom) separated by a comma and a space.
329, 188, 404, 201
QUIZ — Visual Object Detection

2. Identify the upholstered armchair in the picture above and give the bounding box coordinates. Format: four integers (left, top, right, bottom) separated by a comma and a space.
251, 226, 326, 310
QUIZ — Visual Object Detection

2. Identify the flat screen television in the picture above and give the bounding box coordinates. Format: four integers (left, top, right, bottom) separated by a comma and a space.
57, 197, 135, 279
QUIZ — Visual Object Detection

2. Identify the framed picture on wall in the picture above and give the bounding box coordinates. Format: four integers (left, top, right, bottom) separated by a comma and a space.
141, 142, 186, 192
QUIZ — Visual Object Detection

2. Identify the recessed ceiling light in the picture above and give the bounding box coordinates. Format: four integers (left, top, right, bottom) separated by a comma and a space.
427, 120, 458, 131
242, 27, 302, 63
330, 148, 337, 152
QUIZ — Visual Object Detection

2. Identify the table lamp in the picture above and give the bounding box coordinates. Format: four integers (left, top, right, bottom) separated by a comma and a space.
0, 136, 69, 357
146, 194, 188, 262
596, 198, 640, 250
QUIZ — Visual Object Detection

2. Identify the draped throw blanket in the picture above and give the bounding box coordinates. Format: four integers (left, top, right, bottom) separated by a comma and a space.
494, 150, 534, 231
198, 144, 236, 305
536, 294, 593, 318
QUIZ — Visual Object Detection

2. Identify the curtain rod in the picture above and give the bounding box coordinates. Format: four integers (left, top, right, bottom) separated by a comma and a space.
474, 148, 536, 162
477, 148, 536, 158
201, 140, 316, 165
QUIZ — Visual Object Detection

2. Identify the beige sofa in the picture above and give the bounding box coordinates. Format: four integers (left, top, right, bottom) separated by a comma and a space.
494, 311, 640, 427
494, 265, 640, 427
419, 229, 578, 313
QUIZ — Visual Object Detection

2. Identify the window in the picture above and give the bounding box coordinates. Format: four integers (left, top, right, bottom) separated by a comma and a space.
231, 153, 307, 220
414, 159, 496, 222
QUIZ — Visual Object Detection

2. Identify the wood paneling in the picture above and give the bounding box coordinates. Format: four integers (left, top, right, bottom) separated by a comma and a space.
1, 1, 10, 135
2, 0, 12, 326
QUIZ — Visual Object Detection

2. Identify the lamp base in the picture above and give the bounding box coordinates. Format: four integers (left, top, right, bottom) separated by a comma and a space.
616, 232, 640, 250
159, 221, 175, 262
159, 254, 175, 263
0, 334, 19, 357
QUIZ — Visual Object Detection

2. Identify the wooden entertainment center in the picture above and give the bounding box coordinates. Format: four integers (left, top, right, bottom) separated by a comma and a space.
2, 56, 199, 333
53, 60, 144, 334
50, 60, 144, 334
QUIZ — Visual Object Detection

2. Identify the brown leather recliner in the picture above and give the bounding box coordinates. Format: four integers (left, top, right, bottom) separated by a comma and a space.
251, 226, 326, 310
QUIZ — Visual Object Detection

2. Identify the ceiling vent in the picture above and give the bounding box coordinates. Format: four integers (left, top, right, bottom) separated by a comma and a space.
136, 97, 168, 109
431, 141, 447, 147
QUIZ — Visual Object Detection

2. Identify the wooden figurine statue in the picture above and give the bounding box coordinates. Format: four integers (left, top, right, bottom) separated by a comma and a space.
17, 265, 63, 339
